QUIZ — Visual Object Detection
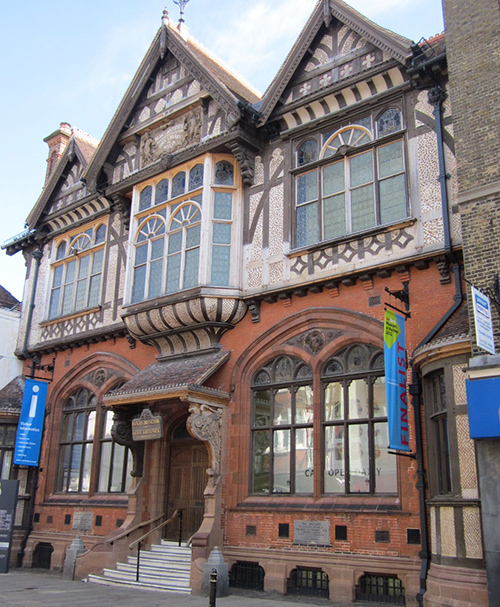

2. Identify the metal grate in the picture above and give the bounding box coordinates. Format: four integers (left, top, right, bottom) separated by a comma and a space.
229, 561, 265, 591
356, 574, 405, 604
287, 567, 329, 598
32, 543, 53, 570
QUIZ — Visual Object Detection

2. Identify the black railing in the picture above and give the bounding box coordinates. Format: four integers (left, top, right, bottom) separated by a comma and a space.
287, 567, 329, 598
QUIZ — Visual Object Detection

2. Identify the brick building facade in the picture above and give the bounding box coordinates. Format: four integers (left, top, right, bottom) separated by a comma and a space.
442, 0, 500, 604
2, 2, 488, 605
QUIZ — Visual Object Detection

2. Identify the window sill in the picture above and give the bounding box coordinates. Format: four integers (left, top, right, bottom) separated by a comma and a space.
289, 217, 416, 259
235, 494, 402, 513
41, 306, 102, 327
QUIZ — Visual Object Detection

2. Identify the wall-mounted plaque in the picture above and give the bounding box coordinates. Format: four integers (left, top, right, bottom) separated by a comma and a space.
293, 520, 331, 546
72, 512, 93, 531
132, 408, 163, 441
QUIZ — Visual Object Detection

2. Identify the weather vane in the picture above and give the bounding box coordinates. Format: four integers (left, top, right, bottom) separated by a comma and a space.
173, 0, 190, 24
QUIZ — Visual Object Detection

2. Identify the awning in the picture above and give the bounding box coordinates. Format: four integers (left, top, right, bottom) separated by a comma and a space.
103, 349, 230, 406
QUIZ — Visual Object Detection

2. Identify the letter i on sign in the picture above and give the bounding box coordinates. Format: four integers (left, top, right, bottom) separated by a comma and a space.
29, 385, 40, 418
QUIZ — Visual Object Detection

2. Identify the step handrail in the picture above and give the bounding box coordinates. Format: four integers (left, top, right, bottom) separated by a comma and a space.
106, 512, 165, 545
129, 509, 180, 550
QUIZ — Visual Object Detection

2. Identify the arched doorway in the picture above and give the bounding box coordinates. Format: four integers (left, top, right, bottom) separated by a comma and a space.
166, 418, 208, 541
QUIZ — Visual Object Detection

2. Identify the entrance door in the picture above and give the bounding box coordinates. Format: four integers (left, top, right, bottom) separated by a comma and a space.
166, 440, 208, 541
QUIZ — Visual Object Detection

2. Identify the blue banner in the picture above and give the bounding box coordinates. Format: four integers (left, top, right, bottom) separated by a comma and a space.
466, 377, 500, 438
14, 379, 48, 466
384, 310, 410, 452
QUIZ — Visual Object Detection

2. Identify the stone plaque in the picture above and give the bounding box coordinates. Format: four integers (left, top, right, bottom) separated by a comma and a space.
72, 512, 93, 531
293, 520, 331, 546
132, 408, 163, 441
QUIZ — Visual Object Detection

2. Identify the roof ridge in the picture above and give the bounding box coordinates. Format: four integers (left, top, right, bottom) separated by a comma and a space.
186, 33, 262, 100
71, 127, 100, 148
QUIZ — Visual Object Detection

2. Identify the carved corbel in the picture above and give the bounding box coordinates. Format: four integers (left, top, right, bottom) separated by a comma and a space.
229, 142, 255, 186
187, 404, 223, 481
111, 194, 131, 231
111, 408, 144, 477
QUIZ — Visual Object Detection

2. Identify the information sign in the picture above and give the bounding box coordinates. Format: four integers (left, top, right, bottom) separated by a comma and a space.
14, 379, 49, 466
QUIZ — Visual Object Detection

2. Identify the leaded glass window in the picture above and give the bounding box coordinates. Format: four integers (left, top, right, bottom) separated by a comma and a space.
172, 171, 186, 198
131, 216, 166, 303
49, 224, 106, 319
215, 160, 234, 185
189, 164, 204, 191
322, 344, 396, 495
166, 203, 201, 293
57, 388, 97, 493
294, 111, 407, 248
98, 410, 132, 493
251, 356, 314, 494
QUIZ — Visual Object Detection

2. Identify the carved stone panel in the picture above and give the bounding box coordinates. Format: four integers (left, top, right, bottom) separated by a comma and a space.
187, 404, 223, 479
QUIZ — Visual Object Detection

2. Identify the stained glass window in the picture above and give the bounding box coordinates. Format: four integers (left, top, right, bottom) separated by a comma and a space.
214, 160, 234, 185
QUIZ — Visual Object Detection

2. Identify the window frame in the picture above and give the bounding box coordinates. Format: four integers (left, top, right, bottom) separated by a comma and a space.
292, 108, 408, 250
250, 356, 314, 495
48, 222, 107, 320
321, 344, 397, 496
0, 423, 16, 479
97, 409, 132, 493
127, 154, 239, 305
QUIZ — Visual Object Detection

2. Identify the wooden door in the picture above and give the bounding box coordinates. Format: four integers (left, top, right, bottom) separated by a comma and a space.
166, 442, 208, 541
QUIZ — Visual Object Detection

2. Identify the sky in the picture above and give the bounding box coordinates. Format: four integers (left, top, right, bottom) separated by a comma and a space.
0, 0, 444, 301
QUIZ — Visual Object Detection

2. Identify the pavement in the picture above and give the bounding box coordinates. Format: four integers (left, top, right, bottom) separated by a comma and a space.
0, 569, 392, 607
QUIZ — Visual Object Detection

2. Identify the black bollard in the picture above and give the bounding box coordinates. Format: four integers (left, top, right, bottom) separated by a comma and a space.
209, 568, 218, 607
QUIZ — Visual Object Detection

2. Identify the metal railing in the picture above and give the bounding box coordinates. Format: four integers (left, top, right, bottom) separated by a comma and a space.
128, 509, 183, 583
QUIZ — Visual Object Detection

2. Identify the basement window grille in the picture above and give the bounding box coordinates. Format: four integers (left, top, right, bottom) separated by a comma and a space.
229, 561, 265, 591
355, 574, 405, 604
287, 567, 329, 598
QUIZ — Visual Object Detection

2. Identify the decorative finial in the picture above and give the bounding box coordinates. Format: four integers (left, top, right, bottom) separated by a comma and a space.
173, 0, 190, 24
160, 7, 169, 59
162, 7, 169, 27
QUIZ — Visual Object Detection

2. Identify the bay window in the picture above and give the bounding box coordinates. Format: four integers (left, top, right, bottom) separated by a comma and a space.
130, 156, 237, 304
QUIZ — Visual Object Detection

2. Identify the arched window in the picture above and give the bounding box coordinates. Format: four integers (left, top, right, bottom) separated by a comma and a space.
166, 203, 201, 293
322, 344, 396, 494
172, 171, 186, 198
57, 388, 97, 493
139, 185, 153, 211
155, 179, 169, 205
297, 139, 318, 166
251, 356, 313, 494
188, 163, 204, 191
131, 215, 166, 303
214, 160, 234, 185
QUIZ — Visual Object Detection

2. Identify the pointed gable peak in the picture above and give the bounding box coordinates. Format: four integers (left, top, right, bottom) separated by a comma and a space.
259, 0, 412, 125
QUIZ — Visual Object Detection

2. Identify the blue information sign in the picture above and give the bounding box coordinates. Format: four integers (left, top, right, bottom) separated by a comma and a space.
466, 377, 500, 439
14, 379, 48, 466
384, 310, 411, 452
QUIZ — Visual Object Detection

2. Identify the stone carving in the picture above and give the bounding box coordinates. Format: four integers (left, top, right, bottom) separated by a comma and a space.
94, 368, 107, 387
141, 133, 157, 166
183, 108, 202, 147
187, 404, 223, 477
229, 142, 255, 185
248, 300, 261, 324
111, 408, 145, 477
140, 108, 203, 169
286, 329, 344, 354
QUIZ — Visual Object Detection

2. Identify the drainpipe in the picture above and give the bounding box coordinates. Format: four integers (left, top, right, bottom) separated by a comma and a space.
17, 246, 43, 567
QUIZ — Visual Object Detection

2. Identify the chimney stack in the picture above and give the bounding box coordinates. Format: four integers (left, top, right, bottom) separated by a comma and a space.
43, 122, 72, 185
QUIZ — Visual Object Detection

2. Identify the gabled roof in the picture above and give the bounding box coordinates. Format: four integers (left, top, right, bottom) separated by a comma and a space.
258, 0, 412, 125
84, 15, 261, 191
26, 128, 99, 229
0, 376, 24, 414
0, 285, 20, 309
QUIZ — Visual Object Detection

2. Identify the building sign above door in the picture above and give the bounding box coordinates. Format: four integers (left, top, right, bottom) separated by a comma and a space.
132, 408, 163, 441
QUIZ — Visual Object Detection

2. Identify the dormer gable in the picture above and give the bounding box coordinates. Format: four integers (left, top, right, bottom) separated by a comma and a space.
84, 12, 261, 194
258, 0, 412, 127
26, 127, 99, 232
